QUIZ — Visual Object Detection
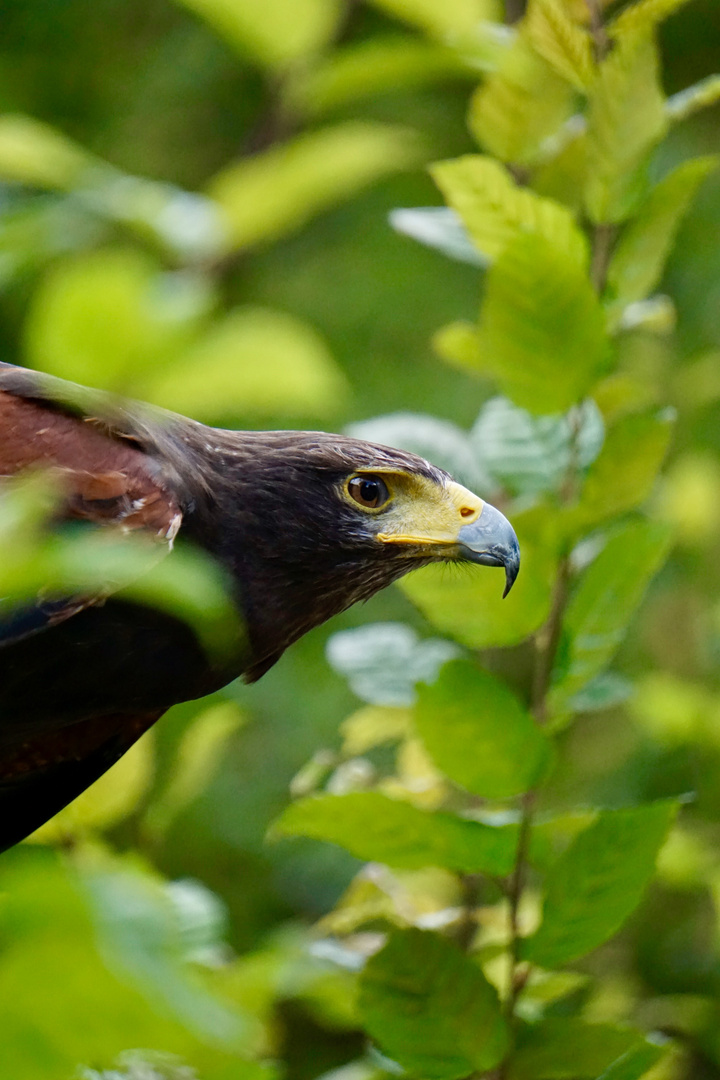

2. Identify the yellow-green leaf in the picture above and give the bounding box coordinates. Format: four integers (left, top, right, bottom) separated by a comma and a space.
0, 114, 96, 190
526, 0, 594, 92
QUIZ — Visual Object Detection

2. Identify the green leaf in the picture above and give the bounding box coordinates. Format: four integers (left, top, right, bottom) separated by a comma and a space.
359, 929, 508, 1079
390, 207, 486, 266
271, 792, 519, 875
207, 123, 423, 251
469, 32, 575, 166
509, 1018, 647, 1079
400, 508, 557, 649
173, 0, 342, 67
326, 623, 460, 707
340, 705, 413, 756
550, 520, 672, 709
291, 36, 471, 117
135, 306, 348, 420
569, 671, 633, 713
523, 801, 678, 967
0, 113, 95, 189
596, 1042, 667, 1080
24, 247, 211, 390
473, 232, 608, 413
347, 411, 494, 492
471, 397, 604, 498
585, 34, 667, 223
607, 156, 718, 321
526, 0, 594, 92
569, 409, 673, 533
415, 659, 552, 799
367, 0, 501, 40
609, 0, 693, 39
431, 155, 588, 267
666, 74, 720, 123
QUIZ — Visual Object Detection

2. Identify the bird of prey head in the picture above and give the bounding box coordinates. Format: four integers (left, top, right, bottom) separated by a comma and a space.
0, 361, 519, 850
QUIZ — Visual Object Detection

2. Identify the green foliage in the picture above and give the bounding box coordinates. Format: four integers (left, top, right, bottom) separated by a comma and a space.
358, 929, 508, 1078
1, 0, 719, 1077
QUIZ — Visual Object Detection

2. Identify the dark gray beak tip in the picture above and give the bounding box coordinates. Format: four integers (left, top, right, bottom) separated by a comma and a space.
456, 502, 520, 599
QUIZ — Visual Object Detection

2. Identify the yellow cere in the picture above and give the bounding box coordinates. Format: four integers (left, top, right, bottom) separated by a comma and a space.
344, 472, 484, 552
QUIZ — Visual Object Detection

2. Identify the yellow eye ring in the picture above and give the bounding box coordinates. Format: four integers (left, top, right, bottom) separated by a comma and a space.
347, 474, 391, 510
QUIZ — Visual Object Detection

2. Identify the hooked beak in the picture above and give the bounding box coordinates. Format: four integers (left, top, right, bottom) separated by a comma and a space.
457, 501, 520, 598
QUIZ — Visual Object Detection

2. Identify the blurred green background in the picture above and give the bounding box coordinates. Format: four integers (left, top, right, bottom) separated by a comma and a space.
3, 1, 720, 1077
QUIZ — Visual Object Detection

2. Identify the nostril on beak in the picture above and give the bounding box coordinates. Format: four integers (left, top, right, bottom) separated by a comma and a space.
460, 506, 474, 518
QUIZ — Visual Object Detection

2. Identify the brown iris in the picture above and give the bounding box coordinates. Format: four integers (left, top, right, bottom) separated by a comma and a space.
347, 474, 390, 509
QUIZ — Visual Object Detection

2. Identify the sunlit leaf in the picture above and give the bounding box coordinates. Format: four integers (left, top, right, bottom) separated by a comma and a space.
326, 623, 460, 707
367, 0, 501, 39
526, 0, 594, 91
416, 659, 552, 798
292, 36, 472, 117
340, 705, 413, 756
272, 791, 519, 875
609, 0, 693, 39
359, 929, 508, 1079
24, 247, 211, 390
135, 306, 348, 420
389, 207, 486, 266
666, 74, 720, 123
509, 1018, 649, 1078
400, 508, 557, 649
0, 113, 95, 190
616, 294, 676, 334
207, 123, 423, 251
431, 155, 588, 267
173, 0, 342, 67
595, 1041, 667, 1080
347, 411, 494, 492
549, 520, 672, 709
473, 232, 608, 413
471, 397, 604, 498
523, 801, 678, 967
469, 32, 574, 166
568, 409, 673, 533
585, 33, 667, 223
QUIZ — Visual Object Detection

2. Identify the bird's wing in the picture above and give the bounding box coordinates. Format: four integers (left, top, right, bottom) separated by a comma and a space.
0, 364, 184, 643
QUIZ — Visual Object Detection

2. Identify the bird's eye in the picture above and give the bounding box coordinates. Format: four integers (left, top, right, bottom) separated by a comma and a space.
347, 474, 390, 509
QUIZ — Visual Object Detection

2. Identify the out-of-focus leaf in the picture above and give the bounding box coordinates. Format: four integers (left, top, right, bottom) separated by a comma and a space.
28, 732, 154, 844
415, 659, 552, 798
585, 33, 667, 223
292, 36, 472, 117
657, 452, 720, 546
569, 671, 633, 713
207, 123, 423, 251
607, 157, 718, 322
326, 623, 460, 707
135, 306, 347, 420
0, 113, 95, 189
145, 703, 247, 839
469, 33, 574, 166
340, 706, 413, 756
359, 929, 508, 1079
272, 792, 519, 875
347, 411, 493, 492
433, 319, 484, 368
616, 294, 676, 334
389, 207, 486, 266
609, 0, 693, 39
523, 801, 678, 967
595, 1041, 667, 1079
569, 409, 673, 532
173, 0, 342, 67
471, 397, 604, 498
508, 1018, 649, 1078
400, 508, 557, 649
525, 0, 594, 91
532, 117, 588, 213
472, 233, 608, 413
367, 0, 501, 39
24, 247, 212, 390
166, 878, 230, 966
666, 74, 720, 123
431, 154, 587, 267
549, 520, 672, 710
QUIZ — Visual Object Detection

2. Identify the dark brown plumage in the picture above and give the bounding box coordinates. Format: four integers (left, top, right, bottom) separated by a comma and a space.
0, 361, 519, 851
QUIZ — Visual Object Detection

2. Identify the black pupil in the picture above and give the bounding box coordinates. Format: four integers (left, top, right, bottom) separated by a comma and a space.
349, 476, 387, 508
